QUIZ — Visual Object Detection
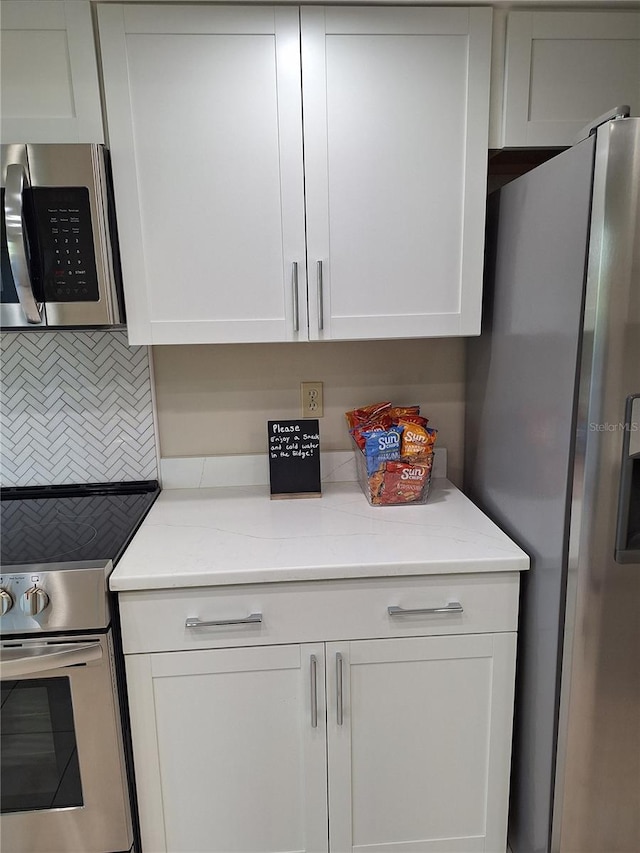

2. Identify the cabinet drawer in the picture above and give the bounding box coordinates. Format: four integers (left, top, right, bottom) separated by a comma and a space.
119, 573, 519, 654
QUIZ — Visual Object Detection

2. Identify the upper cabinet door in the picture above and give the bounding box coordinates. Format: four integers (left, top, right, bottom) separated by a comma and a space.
503, 11, 640, 147
0, 1, 104, 143
98, 4, 306, 345
301, 7, 492, 340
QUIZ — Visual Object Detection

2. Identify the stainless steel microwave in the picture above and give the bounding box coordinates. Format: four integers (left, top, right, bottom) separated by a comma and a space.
1, 144, 125, 329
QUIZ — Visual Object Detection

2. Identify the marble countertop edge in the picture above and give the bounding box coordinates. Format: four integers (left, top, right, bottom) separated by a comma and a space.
110, 479, 530, 592
110, 556, 529, 592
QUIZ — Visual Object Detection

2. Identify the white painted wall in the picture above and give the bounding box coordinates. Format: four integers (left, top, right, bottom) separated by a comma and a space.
152, 338, 466, 485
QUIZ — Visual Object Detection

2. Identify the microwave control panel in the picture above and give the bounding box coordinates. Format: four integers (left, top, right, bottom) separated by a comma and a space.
31, 187, 100, 302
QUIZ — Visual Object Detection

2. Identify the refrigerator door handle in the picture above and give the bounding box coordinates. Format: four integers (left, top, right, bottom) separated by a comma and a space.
615, 393, 640, 564
4, 163, 43, 324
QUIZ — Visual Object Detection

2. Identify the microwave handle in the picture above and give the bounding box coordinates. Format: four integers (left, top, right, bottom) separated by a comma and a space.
4, 163, 43, 324
0, 641, 102, 678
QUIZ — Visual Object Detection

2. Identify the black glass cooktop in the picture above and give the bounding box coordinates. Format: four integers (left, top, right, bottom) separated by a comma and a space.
0, 481, 159, 567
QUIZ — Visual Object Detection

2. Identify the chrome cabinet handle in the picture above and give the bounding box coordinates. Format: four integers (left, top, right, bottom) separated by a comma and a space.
292, 262, 299, 332
336, 652, 344, 726
388, 601, 463, 617
317, 260, 324, 331
310, 655, 318, 728
4, 163, 43, 324
185, 613, 262, 629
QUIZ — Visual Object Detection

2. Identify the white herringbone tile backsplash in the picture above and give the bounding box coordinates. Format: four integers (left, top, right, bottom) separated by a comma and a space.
1, 331, 157, 487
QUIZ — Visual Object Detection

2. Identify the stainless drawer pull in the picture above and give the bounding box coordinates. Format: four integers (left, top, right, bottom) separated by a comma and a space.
310, 655, 318, 728
185, 613, 262, 629
336, 652, 344, 726
388, 601, 463, 617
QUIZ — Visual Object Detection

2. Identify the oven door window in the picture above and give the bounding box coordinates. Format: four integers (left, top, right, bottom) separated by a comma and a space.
1, 677, 83, 814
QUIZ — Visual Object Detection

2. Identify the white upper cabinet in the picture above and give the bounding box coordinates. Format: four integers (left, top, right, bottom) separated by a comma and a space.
0, 1, 104, 143
502, 11, 640, 147
97, 4, 306, 345
302, 7, 492, 340
98, 5, 491, 345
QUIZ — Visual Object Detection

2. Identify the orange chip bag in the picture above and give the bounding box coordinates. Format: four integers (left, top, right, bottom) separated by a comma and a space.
369, 470, 385, 503
399, 421, 437, 457
395, 414, 429, 427
377, 460, 430, 504
387, 405, 421, 422
345, 401, 391, 430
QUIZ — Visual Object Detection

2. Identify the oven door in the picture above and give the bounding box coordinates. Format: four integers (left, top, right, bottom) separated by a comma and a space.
0, 633, 133, 853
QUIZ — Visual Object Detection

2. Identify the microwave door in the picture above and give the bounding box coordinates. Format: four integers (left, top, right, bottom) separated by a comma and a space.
26, 144, 123, 328
1, 146, 45, 327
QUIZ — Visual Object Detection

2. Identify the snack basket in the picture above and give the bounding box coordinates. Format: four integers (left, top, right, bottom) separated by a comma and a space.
351, 436, 434, 506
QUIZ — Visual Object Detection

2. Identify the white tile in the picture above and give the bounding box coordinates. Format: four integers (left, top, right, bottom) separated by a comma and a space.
0, 330, 157, 486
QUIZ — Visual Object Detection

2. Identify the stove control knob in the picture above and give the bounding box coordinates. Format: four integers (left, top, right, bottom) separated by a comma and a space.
21, 586, 49, 617
0, 589, 13, 616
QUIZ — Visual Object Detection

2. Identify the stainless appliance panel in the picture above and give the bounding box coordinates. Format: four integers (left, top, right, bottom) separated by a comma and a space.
465, 135, 596, 853
465, 115, 640, 853
1, 144, 124, 329
0, 562, 111, 636
0, 632, 133, 853
0, 303, 30, 327
25, 144, 123, 327
553, 117, 640, 853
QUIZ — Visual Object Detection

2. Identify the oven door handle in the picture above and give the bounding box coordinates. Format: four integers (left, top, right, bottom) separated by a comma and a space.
0, 641, 103, 678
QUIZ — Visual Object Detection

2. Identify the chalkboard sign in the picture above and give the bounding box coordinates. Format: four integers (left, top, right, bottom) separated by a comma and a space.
268, 420, 321, 499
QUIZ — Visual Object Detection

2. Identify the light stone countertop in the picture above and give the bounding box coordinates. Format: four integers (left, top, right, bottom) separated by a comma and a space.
110, 479, 529, 591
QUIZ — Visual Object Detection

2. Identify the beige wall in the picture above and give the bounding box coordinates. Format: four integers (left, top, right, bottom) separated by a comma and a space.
152, 338, 466, 485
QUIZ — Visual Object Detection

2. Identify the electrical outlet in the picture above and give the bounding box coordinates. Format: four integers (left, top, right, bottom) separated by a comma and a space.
301, 381, 323, 418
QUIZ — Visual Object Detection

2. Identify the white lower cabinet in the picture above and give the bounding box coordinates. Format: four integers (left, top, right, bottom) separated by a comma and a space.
121, 577, 518, 853
126, 644, 328, 853
327, 635, 516, 853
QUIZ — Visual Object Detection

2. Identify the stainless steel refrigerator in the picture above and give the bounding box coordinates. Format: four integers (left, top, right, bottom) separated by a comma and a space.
465, 115, 640, 853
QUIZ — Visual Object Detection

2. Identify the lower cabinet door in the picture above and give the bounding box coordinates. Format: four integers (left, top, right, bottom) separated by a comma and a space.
125, 643, 328, 853
326, 633, 517, 853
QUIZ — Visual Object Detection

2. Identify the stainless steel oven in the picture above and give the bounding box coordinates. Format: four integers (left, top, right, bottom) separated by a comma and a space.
0, 482, 160, 853
1, 629, 133, 853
